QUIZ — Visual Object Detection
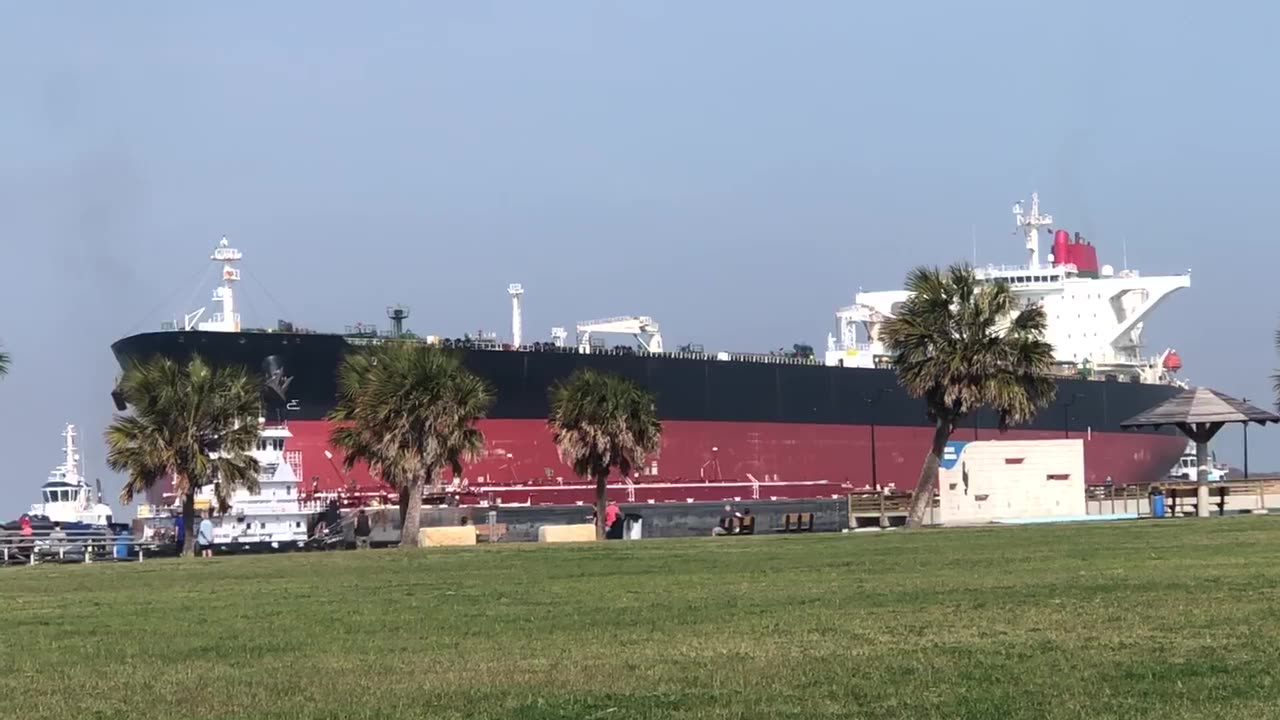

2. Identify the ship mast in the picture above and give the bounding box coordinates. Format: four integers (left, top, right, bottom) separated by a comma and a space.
63, 424, 79, 480
186, 237, 244, 332
508, 283, 524, 348
1013, 192, 1053, 269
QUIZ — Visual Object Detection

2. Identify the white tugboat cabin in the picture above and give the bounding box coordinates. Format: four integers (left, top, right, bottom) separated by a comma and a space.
29, 424, 113, 527
136, 419, 315, 548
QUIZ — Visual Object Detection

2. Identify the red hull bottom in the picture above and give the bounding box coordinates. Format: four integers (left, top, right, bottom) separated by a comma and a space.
284, 419, 1186, 506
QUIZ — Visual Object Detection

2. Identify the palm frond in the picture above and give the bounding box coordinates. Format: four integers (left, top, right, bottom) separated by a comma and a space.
0, 347, 10, 378
1273, 327, 1280, 412
547, 368, 663, 483
105, 353, 262, 506
879, 264, 1058, 428
328, 343, 493, 490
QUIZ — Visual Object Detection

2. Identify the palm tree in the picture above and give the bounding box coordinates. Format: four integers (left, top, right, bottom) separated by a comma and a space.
329, 344, 493, 547
105, 355, 262, 556
879, 263, 1057, 527
548, 368, 662, 539
1272, 328, 1280, 410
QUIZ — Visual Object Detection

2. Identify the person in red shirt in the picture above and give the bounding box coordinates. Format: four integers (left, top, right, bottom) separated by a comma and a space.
604, 501, 622, 532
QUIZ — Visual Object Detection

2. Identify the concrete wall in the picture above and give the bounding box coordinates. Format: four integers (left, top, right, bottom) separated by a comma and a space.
537, 524, 596, 543
343, 497, 849, 545
417, 526, 477, 547
937, 439, 1085, 524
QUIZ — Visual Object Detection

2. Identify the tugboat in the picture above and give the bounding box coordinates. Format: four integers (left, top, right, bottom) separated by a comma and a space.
1167, 440, 1229, 482
27, 424, 114, 527
134, 419, 319, 552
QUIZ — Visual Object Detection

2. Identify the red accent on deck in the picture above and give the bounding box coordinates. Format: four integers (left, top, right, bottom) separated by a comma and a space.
280, 419, 1186, 505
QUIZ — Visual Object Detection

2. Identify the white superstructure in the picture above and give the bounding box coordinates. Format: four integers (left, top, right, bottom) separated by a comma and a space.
29, 424, 114, 526
1168, 440, 1228, 482
136, 420, 315, 545
508, 283, 524, 348
825, 193, 1191, 384
182, 236, 243, 332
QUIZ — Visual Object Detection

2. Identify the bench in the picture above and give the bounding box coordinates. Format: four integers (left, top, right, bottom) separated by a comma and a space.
714, 515, 755, 536
1163, 485, 1229, 516
473, 522, 507, 543
1162, 481, 1228, 515
780, 512, 814, 533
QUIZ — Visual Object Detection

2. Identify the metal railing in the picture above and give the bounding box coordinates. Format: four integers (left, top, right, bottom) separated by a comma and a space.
0, 528, 153, 566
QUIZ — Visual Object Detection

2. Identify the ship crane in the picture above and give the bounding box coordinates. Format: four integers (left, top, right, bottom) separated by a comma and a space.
576, 316, 664, 353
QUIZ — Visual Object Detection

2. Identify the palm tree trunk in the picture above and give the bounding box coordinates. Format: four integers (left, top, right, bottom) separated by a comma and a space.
400, 477, 423, 547
595, 473, 608, 540
180, 487, 197, 558
906, 418, 953, 528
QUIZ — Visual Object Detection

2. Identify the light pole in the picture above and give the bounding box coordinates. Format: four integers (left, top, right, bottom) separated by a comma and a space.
1063, 393, 1083, 438
1243, 397, 1250, 479
866, 388, 892, 491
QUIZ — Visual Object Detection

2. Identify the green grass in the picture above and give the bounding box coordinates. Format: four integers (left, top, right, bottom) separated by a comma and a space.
4, 518, 1280, 719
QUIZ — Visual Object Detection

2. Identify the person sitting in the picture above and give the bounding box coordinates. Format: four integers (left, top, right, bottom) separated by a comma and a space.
712, 504, 743, 535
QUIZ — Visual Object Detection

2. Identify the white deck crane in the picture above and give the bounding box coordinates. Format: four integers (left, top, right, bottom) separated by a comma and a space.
576, 316, 664, 353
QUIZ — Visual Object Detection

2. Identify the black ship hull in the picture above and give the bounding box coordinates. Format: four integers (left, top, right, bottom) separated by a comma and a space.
111, 331, 1186, 503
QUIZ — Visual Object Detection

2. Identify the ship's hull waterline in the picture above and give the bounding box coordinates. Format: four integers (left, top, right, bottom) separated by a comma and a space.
112, 331, 1186, 504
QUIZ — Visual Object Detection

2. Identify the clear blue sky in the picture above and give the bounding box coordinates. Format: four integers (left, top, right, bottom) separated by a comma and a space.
1, 1, 1276, 517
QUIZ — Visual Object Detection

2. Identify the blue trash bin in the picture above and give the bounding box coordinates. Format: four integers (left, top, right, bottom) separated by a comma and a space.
113, 530, 130, 559
1151, 491, 1166, 518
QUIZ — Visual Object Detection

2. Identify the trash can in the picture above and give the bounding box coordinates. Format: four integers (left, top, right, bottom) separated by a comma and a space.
1151, 489, 1166, 518
113, 529, 130, 559
623, 513, 643, 540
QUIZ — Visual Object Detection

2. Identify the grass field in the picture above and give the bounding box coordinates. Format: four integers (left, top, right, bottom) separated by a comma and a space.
4, 517, 1280, 719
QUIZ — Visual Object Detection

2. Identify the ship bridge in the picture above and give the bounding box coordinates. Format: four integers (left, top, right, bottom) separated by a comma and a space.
826, 192, 1192, 383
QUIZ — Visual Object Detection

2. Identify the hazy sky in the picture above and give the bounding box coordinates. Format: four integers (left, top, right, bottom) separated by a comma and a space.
2, 1, 1277, 517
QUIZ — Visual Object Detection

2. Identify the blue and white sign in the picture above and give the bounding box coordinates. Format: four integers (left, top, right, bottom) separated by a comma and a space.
939, 440, 969, 471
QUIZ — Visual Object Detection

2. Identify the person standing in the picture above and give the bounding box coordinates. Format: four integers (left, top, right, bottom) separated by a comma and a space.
604, 500, 622, 534
197, 511, 215, 558
354, 508, 372, 549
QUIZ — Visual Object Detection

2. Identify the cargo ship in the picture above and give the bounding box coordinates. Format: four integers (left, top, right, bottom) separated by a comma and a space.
111, 193, 1192, 507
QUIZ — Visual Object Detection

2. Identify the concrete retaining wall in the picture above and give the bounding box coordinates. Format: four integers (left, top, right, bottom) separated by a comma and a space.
417, 526, 477, 547
537, 524, 596, 543
343, 497, 849, 545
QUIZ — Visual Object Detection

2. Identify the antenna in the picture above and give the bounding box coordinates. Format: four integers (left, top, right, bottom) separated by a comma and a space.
386, 305, 410, 337
508, 284, 524, 348
1122, 235, 1129, 271
1013, 192, 1053, 269
63, 424, 78, 478
971, 224, 977, 265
